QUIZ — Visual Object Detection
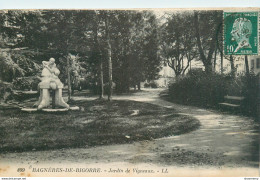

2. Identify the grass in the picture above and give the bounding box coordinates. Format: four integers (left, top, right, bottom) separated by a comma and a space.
0, 99, 200, 153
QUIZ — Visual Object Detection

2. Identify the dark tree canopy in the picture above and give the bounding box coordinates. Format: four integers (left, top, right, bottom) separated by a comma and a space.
0, 10, 227, 96
0, 10, 162, 95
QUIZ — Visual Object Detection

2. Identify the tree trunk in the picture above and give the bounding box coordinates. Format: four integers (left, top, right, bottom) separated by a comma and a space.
99, 61, 104, 99
245, 55, 249, 76
194, 11, 217, 74
230, 55, 236, 77
194, 12, 207, 66
105, 14, 113, 101
94, 11, 104, 99
175, 71, 182, 78
220, 51, 223, 74
107, 46, 113, 101
137, 82, 141, 91
214, 48, 217, 71
67, 56, 71, 101
205, 62, 213, 74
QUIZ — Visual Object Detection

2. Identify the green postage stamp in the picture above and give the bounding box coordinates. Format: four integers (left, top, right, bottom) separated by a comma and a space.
224, 11, 259, 55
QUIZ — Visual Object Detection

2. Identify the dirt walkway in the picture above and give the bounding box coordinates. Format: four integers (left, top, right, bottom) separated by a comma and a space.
114, 89, 259, 167
1, 88, 259, 176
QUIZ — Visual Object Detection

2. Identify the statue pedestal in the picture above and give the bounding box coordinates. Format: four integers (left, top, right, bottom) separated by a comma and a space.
35, 88, 69, 110
21, 107, 79, 112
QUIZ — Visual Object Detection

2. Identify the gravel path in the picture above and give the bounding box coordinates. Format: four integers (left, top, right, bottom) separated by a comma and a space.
1, 88, 259, 176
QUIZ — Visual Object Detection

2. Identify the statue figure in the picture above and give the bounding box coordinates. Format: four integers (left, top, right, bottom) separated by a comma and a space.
35, 58, 69, 109
231, 17, 252, 53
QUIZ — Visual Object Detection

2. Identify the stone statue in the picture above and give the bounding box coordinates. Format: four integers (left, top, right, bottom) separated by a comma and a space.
34, 58, 69, 109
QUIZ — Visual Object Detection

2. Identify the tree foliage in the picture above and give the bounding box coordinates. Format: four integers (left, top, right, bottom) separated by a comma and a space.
0, 9, 228, 98
161, 12, 197, 77
0, 10, 162, 97
194, 11, 223, 74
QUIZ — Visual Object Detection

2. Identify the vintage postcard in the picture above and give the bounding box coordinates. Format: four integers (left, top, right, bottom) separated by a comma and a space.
0, 8, 259, 178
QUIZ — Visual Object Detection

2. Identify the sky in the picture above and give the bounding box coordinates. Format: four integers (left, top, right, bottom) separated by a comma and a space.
0, 0, 260, 9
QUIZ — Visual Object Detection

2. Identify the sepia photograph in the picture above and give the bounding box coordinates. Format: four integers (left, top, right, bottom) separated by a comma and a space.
0, 7, 259, 177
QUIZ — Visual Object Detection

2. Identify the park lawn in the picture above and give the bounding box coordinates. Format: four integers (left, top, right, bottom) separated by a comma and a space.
0, 100, 200, 153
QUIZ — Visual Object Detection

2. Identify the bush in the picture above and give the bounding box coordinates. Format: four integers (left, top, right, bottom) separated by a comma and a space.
150, 82, 158, 88
168, 69, 259, 116
144, 82, 158, 88
240, 74, 259, 116
13, 76, 41, 91
169, 70, 230, 107
144, 83, 150, 88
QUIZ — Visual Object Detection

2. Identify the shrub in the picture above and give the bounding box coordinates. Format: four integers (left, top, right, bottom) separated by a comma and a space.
150, 82, 158, 88
13, 76, 41, 91
169, 70, 230, 107
168, 69, 259, 116
144, 82, 158, 88
240, 73, 259, 116
144, 83, 150, 88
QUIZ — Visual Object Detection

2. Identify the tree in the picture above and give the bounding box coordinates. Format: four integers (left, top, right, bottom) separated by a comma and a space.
161, 12, 197, 77
229, 55, 236, 77
221, 55, 237, 77
104, 12, 113, 101
0, 11, 42, 82
39, 10, 97, 100
104, 10, 161, 93
127, 11, 161, 90
194, 11, 223, 74
93, 11, 104, 99
0, 10, 162, 97
215, 19, 224, 74
245, 55, 249, 76
141, 12, 161, 83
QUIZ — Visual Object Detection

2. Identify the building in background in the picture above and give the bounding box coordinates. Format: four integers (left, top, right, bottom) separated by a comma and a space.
151, 55, 260, 89
233, 56, 260, 75
248, 56, 260, 75
154, 65, 174, 87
